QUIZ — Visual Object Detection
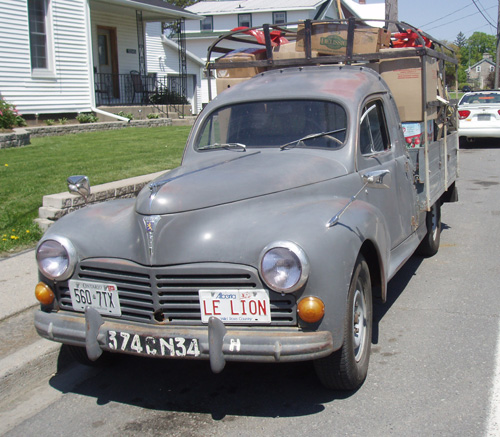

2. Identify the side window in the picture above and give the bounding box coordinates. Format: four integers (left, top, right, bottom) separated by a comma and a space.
359, 101, 390, 155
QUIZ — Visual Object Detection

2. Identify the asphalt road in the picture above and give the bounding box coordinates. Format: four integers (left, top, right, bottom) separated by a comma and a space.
2, 143, 500, 436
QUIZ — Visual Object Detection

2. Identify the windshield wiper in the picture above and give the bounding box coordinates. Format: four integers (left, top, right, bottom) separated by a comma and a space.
279, 128, 346, 150
198, 142, 247, 151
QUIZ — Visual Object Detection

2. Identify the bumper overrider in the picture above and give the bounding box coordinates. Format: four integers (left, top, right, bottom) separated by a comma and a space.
34, 308, 334, 372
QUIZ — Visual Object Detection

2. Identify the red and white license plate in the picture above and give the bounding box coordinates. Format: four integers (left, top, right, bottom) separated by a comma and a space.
198, 289, 271, 324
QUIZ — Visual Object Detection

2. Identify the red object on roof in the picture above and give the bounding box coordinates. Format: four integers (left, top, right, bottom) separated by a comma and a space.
392, 29, 432, 48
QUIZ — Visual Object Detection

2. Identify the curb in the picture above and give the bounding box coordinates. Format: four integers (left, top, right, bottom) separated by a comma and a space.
0, 338, 61, 401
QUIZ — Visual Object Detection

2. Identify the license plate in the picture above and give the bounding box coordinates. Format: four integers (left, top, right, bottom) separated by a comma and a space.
107, 330, 200, 357
199, 289, 271, 324
69, 280, 121, 316
478, 114, 490, 121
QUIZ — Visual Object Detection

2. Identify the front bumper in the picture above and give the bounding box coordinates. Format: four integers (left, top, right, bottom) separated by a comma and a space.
34, 309, 334, 372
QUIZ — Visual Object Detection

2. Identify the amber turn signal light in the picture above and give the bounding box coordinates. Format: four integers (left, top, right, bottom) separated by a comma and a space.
297, 296, 325, 323
35, 282, 55, 305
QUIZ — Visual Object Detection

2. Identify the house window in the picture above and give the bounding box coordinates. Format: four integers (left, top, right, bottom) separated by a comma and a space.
490, 65, 495, 72
200, 16, 213, 31
238, 13, 252, 28
27, 0, 54, 76
273, 12, 287, 25
476, 65, 481, 73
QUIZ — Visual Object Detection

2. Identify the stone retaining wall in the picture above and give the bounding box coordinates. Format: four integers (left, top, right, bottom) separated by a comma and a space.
35, 170, 167, 231
0, 117, 195, 149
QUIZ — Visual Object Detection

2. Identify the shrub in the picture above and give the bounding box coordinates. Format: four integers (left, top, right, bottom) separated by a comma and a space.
45, 119, 55, 126
58, 117, 68, 125
0, 98, 26, 130
147, 113, 160, 119
150, 89, 189, 105
117, 111, 134, 120
76, 112, 99, 123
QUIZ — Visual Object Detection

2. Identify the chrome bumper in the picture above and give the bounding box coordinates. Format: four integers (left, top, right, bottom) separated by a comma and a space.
34, 309, 334, 372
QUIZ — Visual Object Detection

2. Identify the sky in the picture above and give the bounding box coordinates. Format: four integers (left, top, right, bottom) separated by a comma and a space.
365, 0, 498, 43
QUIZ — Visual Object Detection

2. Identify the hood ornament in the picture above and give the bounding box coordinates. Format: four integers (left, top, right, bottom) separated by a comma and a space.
143, 215, 160, 259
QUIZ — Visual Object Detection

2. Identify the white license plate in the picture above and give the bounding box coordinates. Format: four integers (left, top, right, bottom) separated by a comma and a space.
478, 114, 491, 121
69, 280, 121, 316
199, 289, 271, 324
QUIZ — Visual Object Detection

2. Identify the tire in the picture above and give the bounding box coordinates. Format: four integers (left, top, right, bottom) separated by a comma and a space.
314, 255, 373, 390
416, 201, 441, 257
66, 345, 114, 367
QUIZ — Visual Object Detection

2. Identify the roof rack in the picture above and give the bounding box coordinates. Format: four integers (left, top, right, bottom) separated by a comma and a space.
206, 18, 458, 101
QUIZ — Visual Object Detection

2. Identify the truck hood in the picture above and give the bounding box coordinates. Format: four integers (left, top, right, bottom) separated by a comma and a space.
135, 151, 348, 215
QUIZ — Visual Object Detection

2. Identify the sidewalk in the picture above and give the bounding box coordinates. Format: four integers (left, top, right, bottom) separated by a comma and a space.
0, 249, 38, 320
0, 249, 62, 402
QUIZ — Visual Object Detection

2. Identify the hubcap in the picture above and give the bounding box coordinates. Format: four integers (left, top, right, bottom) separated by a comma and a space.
352, 288, 367, 362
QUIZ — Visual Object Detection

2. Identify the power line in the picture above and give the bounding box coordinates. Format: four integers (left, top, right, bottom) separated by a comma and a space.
419, 4, 473, 28
425, 5, 497, 32
471, 0, 496, 27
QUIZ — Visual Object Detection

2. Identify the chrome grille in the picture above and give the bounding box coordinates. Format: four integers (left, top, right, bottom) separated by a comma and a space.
58, 259, 296, 326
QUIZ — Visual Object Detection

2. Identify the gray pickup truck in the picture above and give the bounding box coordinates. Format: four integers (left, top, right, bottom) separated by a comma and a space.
34, 20, 459, 390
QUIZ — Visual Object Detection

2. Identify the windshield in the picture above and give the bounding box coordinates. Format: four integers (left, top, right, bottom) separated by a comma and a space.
195, 100, 347, 150
460, 92, 500, 105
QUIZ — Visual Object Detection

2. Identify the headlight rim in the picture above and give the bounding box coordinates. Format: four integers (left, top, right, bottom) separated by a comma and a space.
259, 240, 310, 293
36, 236, 77, 281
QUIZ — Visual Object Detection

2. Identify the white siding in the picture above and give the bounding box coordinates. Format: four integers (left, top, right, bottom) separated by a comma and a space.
146, 22, 204, 114
90, 7, 140, 75
0, 0, 92, 115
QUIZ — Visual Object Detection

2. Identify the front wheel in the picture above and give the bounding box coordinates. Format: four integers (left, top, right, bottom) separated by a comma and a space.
416, 201, 441, 257
314, 255, 373, 390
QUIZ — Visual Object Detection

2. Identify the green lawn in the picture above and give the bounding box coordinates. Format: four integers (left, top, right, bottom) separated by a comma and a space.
0, 125, 190, 256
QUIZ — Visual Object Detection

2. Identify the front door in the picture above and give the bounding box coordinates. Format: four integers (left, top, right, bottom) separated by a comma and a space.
97, 26, 119, 98
357, 97, 410, 248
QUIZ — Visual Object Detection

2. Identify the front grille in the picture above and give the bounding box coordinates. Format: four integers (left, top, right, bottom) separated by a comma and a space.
58, 259, 296, 326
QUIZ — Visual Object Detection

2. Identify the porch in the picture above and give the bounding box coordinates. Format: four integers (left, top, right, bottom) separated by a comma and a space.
94, 72, 190, 117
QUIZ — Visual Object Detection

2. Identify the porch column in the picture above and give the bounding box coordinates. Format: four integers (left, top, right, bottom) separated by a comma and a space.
136, 10, 146, 76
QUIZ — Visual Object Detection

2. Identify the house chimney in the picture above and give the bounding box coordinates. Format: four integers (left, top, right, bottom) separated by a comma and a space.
483, 53, 492, 60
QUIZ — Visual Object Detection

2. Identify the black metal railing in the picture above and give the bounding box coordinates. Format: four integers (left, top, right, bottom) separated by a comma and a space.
94, 73, 189, 117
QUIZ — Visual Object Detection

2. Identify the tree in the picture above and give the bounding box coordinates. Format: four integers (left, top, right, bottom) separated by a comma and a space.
455, 32, 467, 48
459, 32, 496, 68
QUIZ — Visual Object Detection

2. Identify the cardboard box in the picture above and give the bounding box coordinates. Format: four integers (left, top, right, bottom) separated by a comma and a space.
272, 41, 318, 60
296, 23, 390, 56
378, 55, 439, 122
402, 121, 434, 148
215, 48, 266, 78
216, 77, 250, 95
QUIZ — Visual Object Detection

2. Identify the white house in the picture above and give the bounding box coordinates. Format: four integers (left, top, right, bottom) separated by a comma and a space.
180, 0, 385, 107
0, 0, 200, 121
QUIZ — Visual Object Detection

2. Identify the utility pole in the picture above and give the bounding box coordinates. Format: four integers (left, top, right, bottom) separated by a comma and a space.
385, 0, 398, 32
495, 0, 500, 89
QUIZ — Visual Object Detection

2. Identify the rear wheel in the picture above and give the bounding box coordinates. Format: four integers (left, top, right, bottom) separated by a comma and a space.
314, 255, 372, 390
416, 201, 441, 257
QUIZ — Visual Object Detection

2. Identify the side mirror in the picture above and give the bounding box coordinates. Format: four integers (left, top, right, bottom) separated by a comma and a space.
67, 175, 91, 202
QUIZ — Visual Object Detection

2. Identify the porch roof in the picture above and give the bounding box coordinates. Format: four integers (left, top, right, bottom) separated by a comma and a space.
93, 0, 201, 21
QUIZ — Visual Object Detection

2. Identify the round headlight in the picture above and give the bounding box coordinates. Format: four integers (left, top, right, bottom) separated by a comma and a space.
36, 237, 76, 281
259, 241, 310, 293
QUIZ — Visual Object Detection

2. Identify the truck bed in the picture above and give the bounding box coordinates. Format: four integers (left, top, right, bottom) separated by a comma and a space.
408, 132, 459, 211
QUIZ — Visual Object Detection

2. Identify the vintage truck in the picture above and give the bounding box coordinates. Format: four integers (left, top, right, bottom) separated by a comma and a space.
34, 19, 459, 390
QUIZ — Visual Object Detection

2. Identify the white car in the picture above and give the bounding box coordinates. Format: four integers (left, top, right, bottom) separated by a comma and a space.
458, 90, 500, 143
